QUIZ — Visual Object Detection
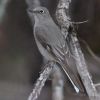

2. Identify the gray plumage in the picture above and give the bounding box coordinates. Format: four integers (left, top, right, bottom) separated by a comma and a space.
27, 6, 84, 93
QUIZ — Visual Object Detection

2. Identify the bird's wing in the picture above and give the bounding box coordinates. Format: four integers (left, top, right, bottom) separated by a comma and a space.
52, 41, 85, 93
34, 26, 59, 61
34, 26, 85, 93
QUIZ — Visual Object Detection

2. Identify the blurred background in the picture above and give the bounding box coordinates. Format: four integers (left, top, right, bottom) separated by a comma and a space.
0, 0, 100, 100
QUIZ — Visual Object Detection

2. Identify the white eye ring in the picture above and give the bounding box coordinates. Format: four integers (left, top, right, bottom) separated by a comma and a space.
39, 10, 44, 13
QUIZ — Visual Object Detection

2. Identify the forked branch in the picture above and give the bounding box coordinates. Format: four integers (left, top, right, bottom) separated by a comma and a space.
56, 0, 100, 100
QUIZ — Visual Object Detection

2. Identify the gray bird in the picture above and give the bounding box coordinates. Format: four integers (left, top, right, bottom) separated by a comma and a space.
27, 6, 84, 93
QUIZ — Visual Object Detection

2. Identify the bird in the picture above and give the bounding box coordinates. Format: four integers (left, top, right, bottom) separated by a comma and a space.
27, 6, 84, 94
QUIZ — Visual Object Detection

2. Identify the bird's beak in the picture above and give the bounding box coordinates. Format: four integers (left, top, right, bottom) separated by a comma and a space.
27, 8, 37, 13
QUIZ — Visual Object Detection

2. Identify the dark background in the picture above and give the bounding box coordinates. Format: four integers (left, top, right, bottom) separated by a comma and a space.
0, 0, 100, 100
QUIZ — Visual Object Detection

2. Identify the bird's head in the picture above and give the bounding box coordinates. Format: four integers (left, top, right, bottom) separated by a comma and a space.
28, 6, 51, 23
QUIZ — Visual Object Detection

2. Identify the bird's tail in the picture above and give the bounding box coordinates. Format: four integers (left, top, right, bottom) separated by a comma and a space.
59, 61, 85, 94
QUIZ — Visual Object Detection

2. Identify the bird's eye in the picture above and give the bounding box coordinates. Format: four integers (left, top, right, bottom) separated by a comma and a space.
39, 10, 44, 14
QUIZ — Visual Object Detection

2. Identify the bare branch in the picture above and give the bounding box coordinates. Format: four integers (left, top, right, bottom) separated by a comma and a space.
56, 0, 71, 38
69, 33, 98, 100
52, 65, 64, 100
56, 0, 100, 100
28, 61, 54, 100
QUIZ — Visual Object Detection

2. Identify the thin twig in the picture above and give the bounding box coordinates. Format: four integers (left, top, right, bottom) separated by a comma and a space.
56, 0, 100, 100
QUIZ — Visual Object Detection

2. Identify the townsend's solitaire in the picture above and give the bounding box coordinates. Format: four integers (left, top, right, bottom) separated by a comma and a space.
27, 6, 84, 93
